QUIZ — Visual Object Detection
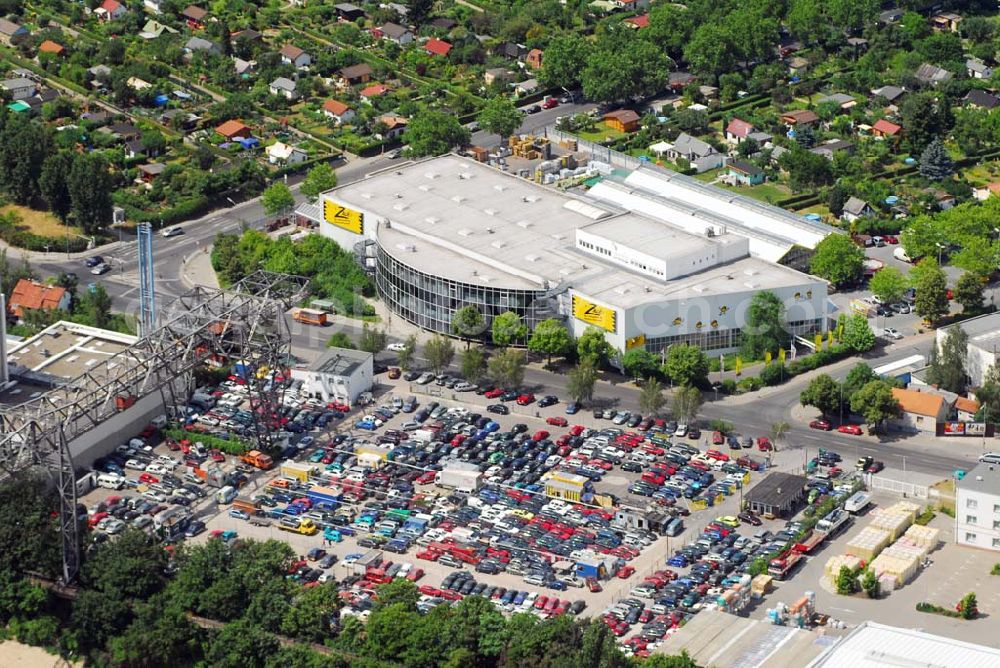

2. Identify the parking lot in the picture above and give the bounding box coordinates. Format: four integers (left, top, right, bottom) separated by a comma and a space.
79, 368, 878, 656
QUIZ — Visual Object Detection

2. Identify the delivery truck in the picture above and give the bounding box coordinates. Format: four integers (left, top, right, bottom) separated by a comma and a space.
280, 461, 315, 483
241, 450, 274, 470
844, 491, 871, 514
306, 485, 341, 509
292, 308, 327, 326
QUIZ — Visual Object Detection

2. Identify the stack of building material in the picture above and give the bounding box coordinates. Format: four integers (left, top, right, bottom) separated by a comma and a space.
824, 554, 865, 578
845, 527, 891, 561
869, 509, 913, 541
903, 524, 940, 551
869, 550, 919, 589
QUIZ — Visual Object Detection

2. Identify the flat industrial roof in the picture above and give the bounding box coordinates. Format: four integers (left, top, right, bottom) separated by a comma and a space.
654, 608, 835, 667
331, 156, 819, 307
310, 346, 372, 376
745, 472, 808, 507
957, 462, 1000, 496
808, 621, 1000, 667
6, 321, 136, 382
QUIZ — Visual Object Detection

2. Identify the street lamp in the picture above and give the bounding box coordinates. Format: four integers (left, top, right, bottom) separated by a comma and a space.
936, 242, 945, 266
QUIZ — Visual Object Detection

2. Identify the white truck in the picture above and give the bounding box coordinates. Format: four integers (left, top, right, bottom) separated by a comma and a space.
816, 508, 852, 536
435, 463, 483, 492
844, 491, 872, 514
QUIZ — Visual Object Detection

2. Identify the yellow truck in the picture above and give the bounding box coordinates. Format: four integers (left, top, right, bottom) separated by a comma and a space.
278, 517, 318, 536
280, 461, 315, 483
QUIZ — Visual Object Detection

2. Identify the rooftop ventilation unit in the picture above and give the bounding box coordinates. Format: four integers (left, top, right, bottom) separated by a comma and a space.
485, 227, 495, 234
522, 195, 539, 203
692, 284, 707, 293
459, 172, 473, 180
418, 184, 432, 192
551, 233, 565, 240
451, 195, 464, 203
392, 203, 408, 212
393, 192, 403, 199
424, 216, 438, 225
491, 240, 506, 249
396, 243, 416, 252
614, 286, 629, 295
457, 229, 473, 237
516, 220, 532, 229
744, 281, 760, 289
484, 208, 497, 216
424, 172, 439, 179
525, 254, 539, 262
744, 268, 759, 276
494, 184, 506, 192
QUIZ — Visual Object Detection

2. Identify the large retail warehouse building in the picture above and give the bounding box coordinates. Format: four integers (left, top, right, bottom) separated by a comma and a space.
310, 155, 833, 356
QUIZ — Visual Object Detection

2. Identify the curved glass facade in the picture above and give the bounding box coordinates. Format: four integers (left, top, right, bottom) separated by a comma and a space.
374, 244, 556, 336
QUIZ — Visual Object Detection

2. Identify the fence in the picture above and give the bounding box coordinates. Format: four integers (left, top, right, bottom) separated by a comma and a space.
869, 476, 929, 500
547, 128, 667, 173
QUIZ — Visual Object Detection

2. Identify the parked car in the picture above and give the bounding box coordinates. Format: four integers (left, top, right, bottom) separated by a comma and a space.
838, 424, 863, 435
809, 419, 832, 431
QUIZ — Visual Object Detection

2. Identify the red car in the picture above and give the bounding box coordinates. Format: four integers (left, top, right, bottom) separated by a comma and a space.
809, 419, 832, 431
209, 449, 225, 463
705, 449, 729, 462
757, 437, 773, 451
406, 567, 425, 582
139, 472, 159, 484
416, 550, 440, 561
484, 388, 504, 399
866, 460, 885, 473
838, 424, 863, 435
416, 471, 436, 484
165, 439, 181, 451
884, 235, 898, 244
541, 97, 558, 109
617, 565, 636, 579
711, 431, 725, 445
532, 430, 550, 441
546, 416, 569, 427
516, 393, 535, 405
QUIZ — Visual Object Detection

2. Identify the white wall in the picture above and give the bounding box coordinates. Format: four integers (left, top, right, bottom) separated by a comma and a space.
955, 487, 1000, 551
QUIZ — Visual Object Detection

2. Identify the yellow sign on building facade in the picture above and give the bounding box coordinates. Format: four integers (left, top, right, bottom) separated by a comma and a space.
572, 296, 617, 332
323, 200, 364, 234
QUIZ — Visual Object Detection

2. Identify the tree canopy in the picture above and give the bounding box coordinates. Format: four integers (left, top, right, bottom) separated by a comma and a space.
403, 110, 471, 156
740, 291, 788, 360
810, 234, 864, 286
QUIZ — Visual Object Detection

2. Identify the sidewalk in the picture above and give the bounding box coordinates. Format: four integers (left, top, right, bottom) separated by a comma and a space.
180, 247, 219, 290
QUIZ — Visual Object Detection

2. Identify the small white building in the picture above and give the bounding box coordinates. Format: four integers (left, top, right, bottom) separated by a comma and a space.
955, 462, 1000, 552
294, 346, 372, 406
269, 77, 298, 100
266, 141, 307, 165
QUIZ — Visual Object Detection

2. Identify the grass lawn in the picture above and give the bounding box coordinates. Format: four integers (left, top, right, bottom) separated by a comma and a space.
576, 126, 627, 143
695, 167, 724, 182
0, 204, 80, 238
961, 160, 1000, 185
798, 203, 834, 219
714, 181, 791, 203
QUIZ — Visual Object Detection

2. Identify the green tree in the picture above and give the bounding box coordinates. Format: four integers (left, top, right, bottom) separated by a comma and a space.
0, 114, 49, 205
843, 363, 878, 401
741, 291, 787, 360
869, 267, 908, 305
403, 110, 470, 156
835, 565, 859, 595
77, 283, 113, 329
357, 324, 387, 354
476, 96, 523, 141
452, 305, 486, 348
38, 152, 73, 221
643, 652, 699, 668
951, 237, 998, 278
779, 146, 834, 191
406, 0, 434, 26
849, 379, 900, 432
528, 318, 573, 365
68, 153, 113, 233
326, 332, 355, 349
841, 313, 876, 352
582, 28, 671, 103
204, 618, 280, 668
622, 348, 660, 381
460, 346, 487, 382
663, 344, 710, 387
491, 311, 527, 347
488, 347, 526, 389
140, 129, 167, 155
672, 385, 702, 423
770, 420, 790, 452
261, 182, 295, 215
927, 326, 967, 394
958, 592, 978, 619
955, 272, 985, 313
975, 363, 1000, 420
396, 333, 417, 371
539, 34, 592, 90
373, 579, 420, 612
567, 359, 598, 404
577, 326, 612, 367
810, 234, 864, 286
800, 374, 842, 417
639, 377, 667, 416
644, 3, 695, 58
911, 258, 949, 324
424, 334, 456, 375
300, 163, 337, 203
861, 568, 879, 598
918, 138, 954, 181
684, 23, 735, 80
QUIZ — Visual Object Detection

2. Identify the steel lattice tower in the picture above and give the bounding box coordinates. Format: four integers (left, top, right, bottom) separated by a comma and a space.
137, 222, 155, 336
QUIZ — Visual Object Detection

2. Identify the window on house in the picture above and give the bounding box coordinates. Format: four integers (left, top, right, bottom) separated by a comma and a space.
994, 538, 1000, 549
966, 515, 977, 525
967, 499, 978, 509
965, 532, 977, 542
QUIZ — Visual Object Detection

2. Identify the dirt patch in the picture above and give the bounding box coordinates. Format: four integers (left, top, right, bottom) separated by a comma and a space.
0, 640, 80, 667
0, 205, 80, 239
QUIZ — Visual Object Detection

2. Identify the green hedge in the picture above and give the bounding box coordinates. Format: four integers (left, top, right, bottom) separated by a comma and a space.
0, 212, 92, 253
164, 427, 250, 456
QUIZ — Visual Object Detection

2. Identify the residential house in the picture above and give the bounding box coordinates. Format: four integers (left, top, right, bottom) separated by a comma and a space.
334, 3, 365, 21
182, 5, 208, 30
144, 0, 166, 13
841, 196, 874, 223
603, 109, 640, 133
955, 397, 980, 422
747, 131, 772, 145
233, 57, 255, 76
780, 109, 819, 127
359, 83, 390, 100
666, 133, 724, 172
973, 182, 1000, 201
914, 63, 953, 86
787, 56, 809, 76
845, 37, 868, 57
967, 58, 993, 80
124, 140, 147, 159
491, 42, 525, 60
38, 40, 66, 58
816, 92, 856, 112
140, 20, 178, 39
724, 118, 755, 144
231, 28, 262, 45
425, 38, 452, 57
924, 188, 956, 210
526, 48, 544, 70
483, 68, 513, 86
377, 114, 408, 140
514, 78, 539, 96
107, 122, 141, 141
161, 109, 199, 130
8, 279, 70, 319
966, 89, 1000, 110
340, 63, 373, 85
266, 141, 308, 165
811, 139, 855, 160
0, 78, 37, 101
871, 84, 906, 112
613, 0, 650, 8
126, 76, 152, 92
216, 119, 251, 140
137, 163, 166, 183
871, 118, 903, 139
269, 77, 298, 100
95, 0, 127, 21
280, 45, 311, 69
81, 110, 113, 126
184, 37, 220, 55
322, 99, 356, 124
0, 19, 28, 47
430, 18, 457, 30
624, 14, 649, 29
668, 71, 695, 91
931, 12, 962, 32
727, 160, 765, 186
890, 387, 950, 433
379, 23, 414, 45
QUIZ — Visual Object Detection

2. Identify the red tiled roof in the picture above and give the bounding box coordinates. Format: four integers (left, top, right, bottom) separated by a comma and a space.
425, 38, 452, 56
781, 109, 819, 124
892, 388, 947, 418
216, 119, 250, 138
604, 109, 640, 124
323, 99, 351, 115
726, 118, 754, 138
39, 40, 65, 54
183, 5, 208, 20
624, 14, 649, 28
873, 118, 902, 135
955, 397, 980, 414
100, 0, 123, 13
280, 44, 305, 60
9, 279, 67, 317
360, 84, 389, 98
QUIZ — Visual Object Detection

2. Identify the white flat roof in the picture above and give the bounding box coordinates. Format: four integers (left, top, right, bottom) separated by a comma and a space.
331, 156, 818, 307
808, 621, 1000, 668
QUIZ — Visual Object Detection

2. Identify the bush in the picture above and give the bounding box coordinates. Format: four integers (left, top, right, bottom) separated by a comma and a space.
914, 506, 936, 526
958, 592, 978, 619
991, 563, 1000, 575
737, 376, 762, 392
938, 505, 955, 518
835, 565, 860, 595
164, 427, 250, 456
720, 379, 737, 395
916, 602, 961, 617
0, 211, 91, 253
759, 363, 788, 386
709, 419, 734, 433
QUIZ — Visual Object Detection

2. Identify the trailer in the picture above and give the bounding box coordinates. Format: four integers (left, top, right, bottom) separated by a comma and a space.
436, 463, 483, 491
306, 485, 341, 508
291, 308, 327, 326
280, 461, 315, 483
844, 491, 872, 514
792, 530, 826, 554
768, 551, 803, 580
351, 549, 384, 576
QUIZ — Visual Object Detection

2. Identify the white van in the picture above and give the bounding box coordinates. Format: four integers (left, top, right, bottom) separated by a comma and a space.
216, 485, 237, 504
97, 473, 125, 490
979, 452, 1000, 465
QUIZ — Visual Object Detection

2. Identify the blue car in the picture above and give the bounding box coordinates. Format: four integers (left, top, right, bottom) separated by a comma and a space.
355, 419, 377, 430
667, 554, 689, 567
565, 402, 580, 415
